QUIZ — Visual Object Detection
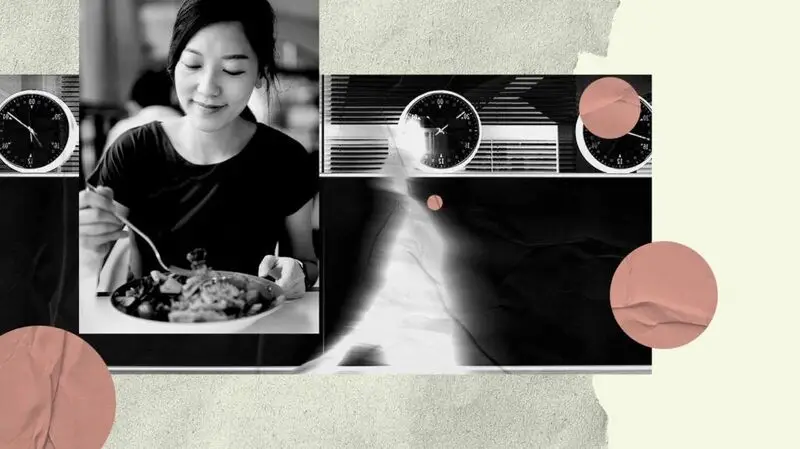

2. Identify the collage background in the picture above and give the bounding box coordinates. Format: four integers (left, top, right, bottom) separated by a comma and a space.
0, 0, 795, 447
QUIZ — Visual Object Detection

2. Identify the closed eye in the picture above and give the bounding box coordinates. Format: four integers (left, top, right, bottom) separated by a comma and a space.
181, 63, 244, 76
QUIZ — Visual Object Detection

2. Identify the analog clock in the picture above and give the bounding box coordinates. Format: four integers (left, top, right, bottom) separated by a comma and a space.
575, 96, 652, 174
397, 90, 482, 172
0, 90, 78, 173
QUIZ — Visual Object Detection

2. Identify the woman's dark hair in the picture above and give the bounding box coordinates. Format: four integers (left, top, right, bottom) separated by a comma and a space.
240, 106, 257, 123
166, 0, 278, 89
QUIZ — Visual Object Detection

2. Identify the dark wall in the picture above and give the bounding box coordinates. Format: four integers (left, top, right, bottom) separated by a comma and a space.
0, 178, 78, 335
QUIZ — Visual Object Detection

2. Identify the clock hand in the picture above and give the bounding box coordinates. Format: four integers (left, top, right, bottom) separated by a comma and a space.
27, 108, 32, 143
424, 116, 442, 130
32, 133, 44, 148
8, 112, 40, 145
627, 132, 650, 141
435, 124, 449, 135
26, 108, 36, 145
24, 112, 45, 147
8, 112, 32, 131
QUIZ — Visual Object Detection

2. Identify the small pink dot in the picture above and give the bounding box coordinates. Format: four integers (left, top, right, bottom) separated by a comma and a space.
427, 195, 443, 211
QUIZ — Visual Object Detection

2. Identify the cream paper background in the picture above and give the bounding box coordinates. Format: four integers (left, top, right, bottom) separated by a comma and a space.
0, 0, 78, 74
1, 0, 796, 447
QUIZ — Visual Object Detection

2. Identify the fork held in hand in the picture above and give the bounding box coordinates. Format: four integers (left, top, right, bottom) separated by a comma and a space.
85, 184, 194, 277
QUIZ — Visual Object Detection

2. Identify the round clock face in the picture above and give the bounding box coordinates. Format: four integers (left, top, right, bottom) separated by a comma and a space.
0, 90, 76, 173
576, 97, 652, 174
398, 90, 482, 172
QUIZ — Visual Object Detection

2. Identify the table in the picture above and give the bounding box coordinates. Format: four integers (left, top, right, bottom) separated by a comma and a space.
78, 274, 319, 334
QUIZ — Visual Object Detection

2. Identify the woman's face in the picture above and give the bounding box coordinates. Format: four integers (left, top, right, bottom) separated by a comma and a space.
174, 22, 260, 132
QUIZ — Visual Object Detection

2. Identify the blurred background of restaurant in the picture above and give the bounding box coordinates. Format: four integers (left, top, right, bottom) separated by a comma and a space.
79, 0, 319, 178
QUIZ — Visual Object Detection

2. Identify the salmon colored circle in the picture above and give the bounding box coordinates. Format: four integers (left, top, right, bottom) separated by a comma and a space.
427, 194, 444, 211
579, 77, 642, 139
610, 241, 718, 349
0, 326, 116, 449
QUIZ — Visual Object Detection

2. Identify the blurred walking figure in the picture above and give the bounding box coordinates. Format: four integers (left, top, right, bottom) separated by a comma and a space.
302, 124, 465, 373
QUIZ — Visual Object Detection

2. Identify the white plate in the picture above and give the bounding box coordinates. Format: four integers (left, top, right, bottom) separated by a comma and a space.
110, 271, 286, 334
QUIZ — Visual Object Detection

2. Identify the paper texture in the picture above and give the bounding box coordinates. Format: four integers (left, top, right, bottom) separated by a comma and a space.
2, 0, 796, 447
107, 375, 607, 448
0, 0, 78, 74
320, 0, 619, 73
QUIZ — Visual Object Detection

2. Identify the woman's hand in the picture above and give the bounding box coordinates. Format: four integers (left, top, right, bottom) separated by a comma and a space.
79, 186, 128, 258
258, 255, 306, 299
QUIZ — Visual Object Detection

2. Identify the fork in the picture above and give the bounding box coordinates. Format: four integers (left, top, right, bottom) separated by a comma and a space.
85, 184, 194, 277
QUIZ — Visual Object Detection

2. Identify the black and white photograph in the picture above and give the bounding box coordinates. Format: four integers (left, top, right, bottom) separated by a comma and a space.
0, 75, 80, 176
321, 75, 651, 176
77, 0, 321, 368
315, 75, 652, 371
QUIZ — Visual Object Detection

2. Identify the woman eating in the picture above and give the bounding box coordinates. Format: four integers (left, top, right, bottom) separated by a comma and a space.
79, 0, 318, 300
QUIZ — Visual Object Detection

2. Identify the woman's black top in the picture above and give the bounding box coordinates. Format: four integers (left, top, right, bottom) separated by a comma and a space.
88, 121, 317, 276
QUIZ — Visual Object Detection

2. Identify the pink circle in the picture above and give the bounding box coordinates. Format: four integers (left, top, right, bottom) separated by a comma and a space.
609, 241, 718, 349
427, 195, 443, 211
579, 77, 642, 139
0, 326, 116, 448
